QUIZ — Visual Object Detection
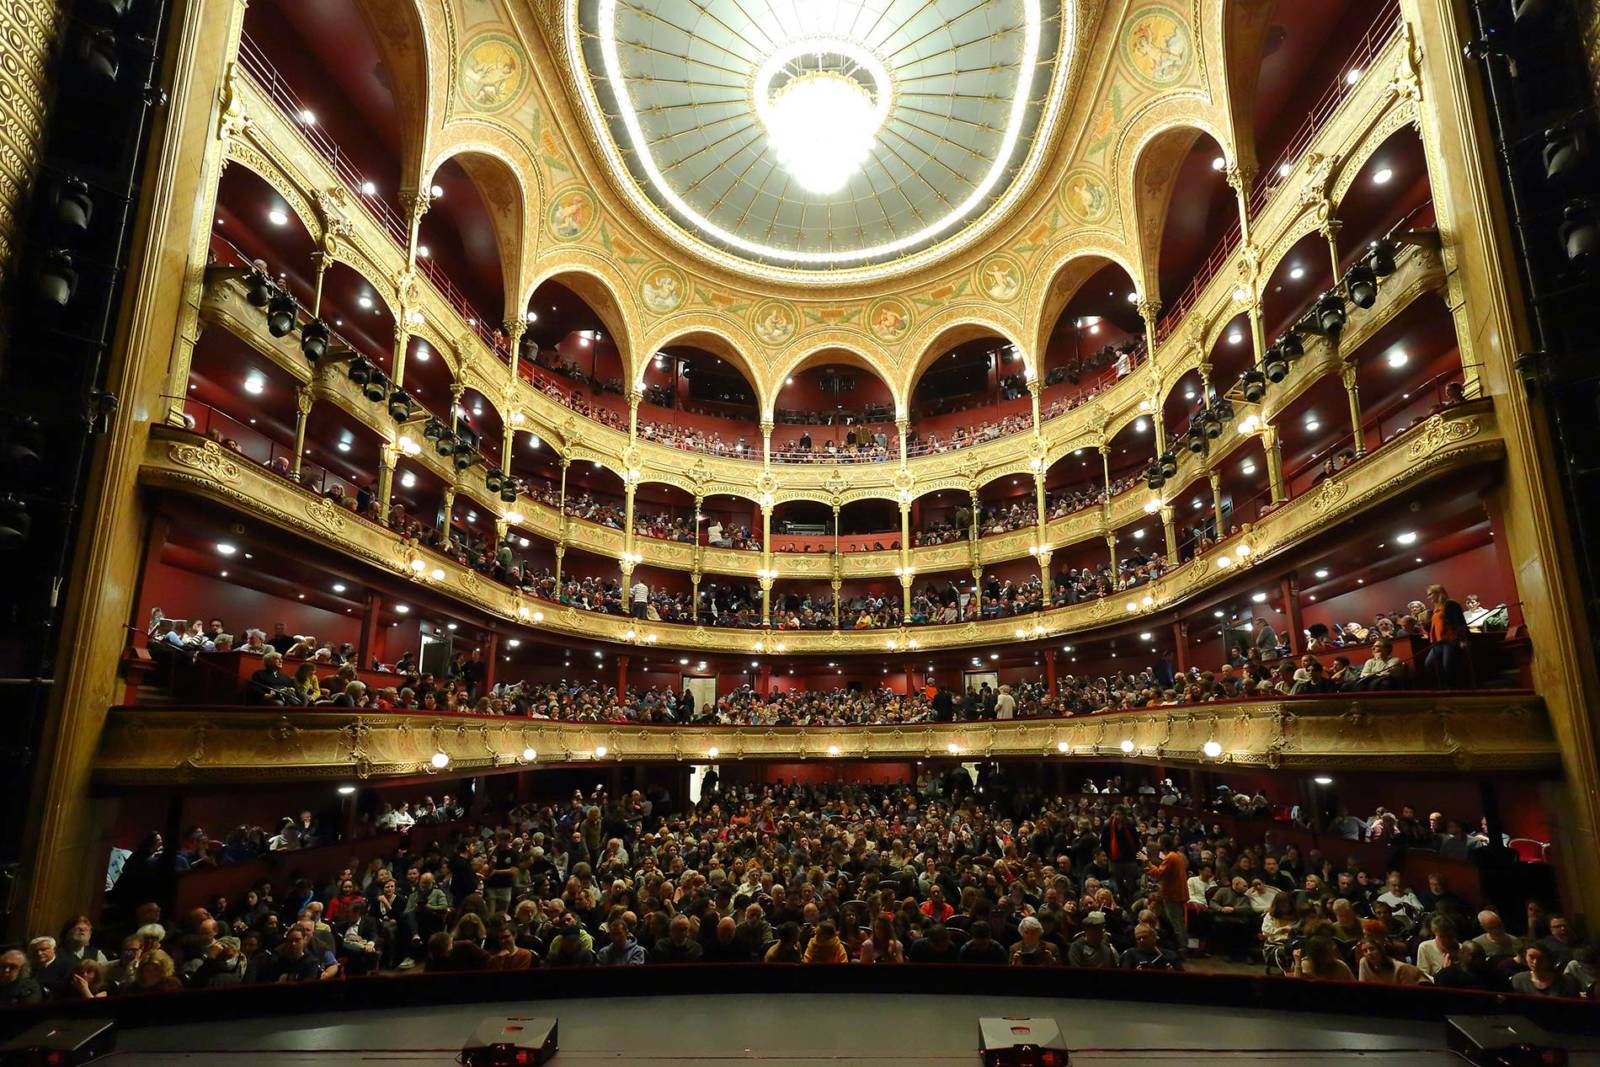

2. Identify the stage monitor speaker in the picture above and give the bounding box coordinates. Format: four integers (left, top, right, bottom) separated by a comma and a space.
978, 1017, 1068, 1067
1446, 1015, 1567, 1066
458, 1017, 558, 1067
0, 1018, 116, 1066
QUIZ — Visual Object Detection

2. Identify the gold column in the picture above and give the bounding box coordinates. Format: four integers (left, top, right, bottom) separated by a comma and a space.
628, 388, 641, 441
897, 417, 909, 465
690, 570, 700, 624
1209, 469, 1226, 539
1037, 548, 1053, 605
760, 499, 773, 626
375, 443, 397, 521
291, 385, 313, 480
401, 187, 433, 270
898, 496, 912, 618
1028, 376, 1042, 430
391, 321, 411, 390
448, 382, 464, 433
761, 419, 774, 469
1105, 533, 1118, 578
503, 319, 526, 384
442, 486, 456, 535
18, 0, 250, 934
1160, 504, 1178, 561
1099, 443, 1112, 503
971, 565, 983, 616
831, 578, 842, 629
1261, 423, 1286, 503
554, 544, 565, 588
1341, 363, 1365, 455
1402, 0, 1600, 915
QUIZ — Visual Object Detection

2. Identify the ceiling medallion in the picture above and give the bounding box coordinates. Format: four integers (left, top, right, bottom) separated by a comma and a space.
571, 0, 1072, 283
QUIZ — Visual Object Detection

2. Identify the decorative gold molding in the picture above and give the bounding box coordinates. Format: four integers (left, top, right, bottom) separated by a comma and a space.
94, 693, 1557, 785
138, 400, 1502, 655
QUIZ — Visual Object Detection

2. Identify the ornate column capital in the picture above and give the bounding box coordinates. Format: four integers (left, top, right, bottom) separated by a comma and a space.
1224, 161, 1257, 198
295, 384, 315, 416
1340, 362, 1360, 390
1136, 298, 1163, 329
399, 187, 435, 230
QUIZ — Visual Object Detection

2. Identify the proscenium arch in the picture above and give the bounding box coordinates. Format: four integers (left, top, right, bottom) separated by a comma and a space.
899, 314, 1031, 414
522, 258, 637, 385
422, 142, 534, 331
633, 322, 767, 414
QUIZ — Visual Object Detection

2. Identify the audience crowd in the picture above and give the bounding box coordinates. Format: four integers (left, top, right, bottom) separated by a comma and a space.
4, 780, 1584, 1006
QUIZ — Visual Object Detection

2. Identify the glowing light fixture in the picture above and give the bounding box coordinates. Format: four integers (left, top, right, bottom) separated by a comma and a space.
1119, 739, 1135, 753
1372, 166, 1393, 185
430, 751, 450, 769
268, 209, 288, 227
755, 39, 890, 195
1202, 740, 1223, 758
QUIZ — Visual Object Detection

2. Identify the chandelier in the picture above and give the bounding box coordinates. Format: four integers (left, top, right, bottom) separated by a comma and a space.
755, 37, 890, 196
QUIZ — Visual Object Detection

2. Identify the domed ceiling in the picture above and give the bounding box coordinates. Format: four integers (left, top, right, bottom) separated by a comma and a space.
565, 0, 1073, 284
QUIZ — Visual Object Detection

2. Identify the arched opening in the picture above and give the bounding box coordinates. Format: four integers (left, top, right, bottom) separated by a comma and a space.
771, 351, 897, 463
632, 482, 700, 545
418, 154, 521, 337
1042, 446, 1107, 524
1133, 126, 1236, 331
521, 278, 629, 433
1039, 260, 1145, 424
240, 0, 426, 236
905, 332, 1030, 457
636, 343, 762, 459
1334, 125, 1434, 273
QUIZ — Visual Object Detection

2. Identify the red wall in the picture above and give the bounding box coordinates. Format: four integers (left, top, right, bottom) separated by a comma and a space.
138, 560, 362, 650
1300, 543, 1510, 632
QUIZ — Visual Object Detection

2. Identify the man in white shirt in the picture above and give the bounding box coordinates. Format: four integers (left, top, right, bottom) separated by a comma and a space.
1186, 864, 1215, 907
1376, 871, 1424, 921
707, 520, 724, 546
1415, 915, 1460, 977
632, 578, 649, 619
994, 685, 1015, 720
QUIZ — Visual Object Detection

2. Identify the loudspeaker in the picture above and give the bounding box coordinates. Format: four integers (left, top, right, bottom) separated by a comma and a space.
458, 1017, 558, 1067
1445, 1015, 1567, 1066
0, 1018, 116, 1065
978, 1017, 1068, 1067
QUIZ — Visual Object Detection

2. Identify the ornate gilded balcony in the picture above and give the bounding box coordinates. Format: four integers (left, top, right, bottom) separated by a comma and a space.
94, 691, 1554, 786
139, 399, 1501, 655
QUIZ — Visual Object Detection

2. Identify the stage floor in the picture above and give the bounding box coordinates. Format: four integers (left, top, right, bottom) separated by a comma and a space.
100, 992, 1600, 1065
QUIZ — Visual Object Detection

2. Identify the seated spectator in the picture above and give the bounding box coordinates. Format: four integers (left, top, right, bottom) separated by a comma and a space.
1511, 944, 1578, 997
1295, 936, 1355, 981
803, 921, 848, 964
1009, 916, 1059, 966
1120, 923, 1181, 971
0, 950, 42, 1006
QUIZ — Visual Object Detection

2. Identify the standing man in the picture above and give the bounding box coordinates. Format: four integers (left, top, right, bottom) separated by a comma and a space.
1102, 806, 1142, 903
1146, 834, 1189, 953
632, 575, 650, 619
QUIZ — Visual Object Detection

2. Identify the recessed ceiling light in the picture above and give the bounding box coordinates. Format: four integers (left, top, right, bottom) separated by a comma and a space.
1314, 569, 1329, 579
1305, 420, 1320, 432
1288, 266, 1305, 280
417, 245, 430, 258
297, 108, 316, 125
1346, 68, 1364, 85
244, 372, 265, 395
430, 184, 444, 198
360, 180, 377, 196
1213, 610, 1224, 618
336, 441, 351, 453
268, 209, 288, 226
1227, 331, 1243, 345
332, 583, 346, 593
508, 639, 521, 648
1251, 592, 1267, 603
1372, 167, 1393, 185
1387, 349, 1409, 368
395, 604, 410, 614
1278, 162, 1292, 178
219, 570, 228, 578
215, 542, 236, 556
1396, 530, 1418, 545
400, 472, 416, 489
358, 295, 373, 309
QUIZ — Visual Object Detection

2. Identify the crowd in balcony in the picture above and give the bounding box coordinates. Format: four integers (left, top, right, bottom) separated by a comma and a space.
6, 781, 1583, 1004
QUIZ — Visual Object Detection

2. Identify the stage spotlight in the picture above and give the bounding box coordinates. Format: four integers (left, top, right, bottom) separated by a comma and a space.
361, 369, 387, 403
500, 482, 519, 504
1198, 407, 1223, 440
266, 291, 297, 337
244, 269, 273, 307
347, 357, 372, 386
4, 417, 43, 475
51, 176, 94, 235
1145, 465, 1166, 491
1364, 240, 1398, 277
37, 250, 79, 309
1184, 428, 1208, 455
300, 319, 329, 363
1543, 126, 1588, 183
1314, 292, 1348, 337
1263, 346, 1289, 383
1158, 452, 1178, 479
485, 467, 504, 494
387, 389, 413, 421
1212, 394, 1235, 422
979, 1017, 1068, 1067
435, 432, 457, 457
1346, 264, 1379, 309
1279, 327, 1304, 359
1241, 370, 1267, 403
453, 449, 477, 472
0, 495, 32, 547
74, 27, 120, 89
1559, 201, 1597, 262
423, 418, 445, 442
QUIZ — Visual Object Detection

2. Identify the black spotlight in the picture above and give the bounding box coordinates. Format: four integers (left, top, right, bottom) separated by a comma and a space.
387, 389, 413, 421
435, 433, 456, 457
0, 495, 32, 548
52, 176, 94, 235
1146, 466, 1166, 491
1158, 451, 1179, 478
1185, 428, 1208, 455
1241, 369, 1268, 403
1543, 126, 1589, 183
1198, 407, 1223, 439
300, 320, 330, 363
74, 27, 121, 89
362, 369, 387, 404
423, 418, 444, 442
1213, 394, 1235, 422
500, 481, 519, 504
485, 467, 504, 494
1346, 264, 1379, 309
3, 417, 43, 477
266, 291, 297, 337
1280, 327, 1304, 360
347, 357, 372, 386
37, 250, 79, 309
1364, 239, 1398, 277
1558, 201, 1598, 262
1315, 292, 1348, 337
453, 450, 476, 472
245, 270, 273, 308
1263, 346, 1289, 383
